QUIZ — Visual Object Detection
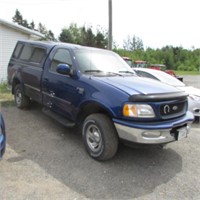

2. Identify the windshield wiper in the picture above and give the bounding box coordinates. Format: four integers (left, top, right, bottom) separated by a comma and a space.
84, 70, 123, 76
84, 70, 103, 73
118, 70, 136, 75
106, 71, 123, 76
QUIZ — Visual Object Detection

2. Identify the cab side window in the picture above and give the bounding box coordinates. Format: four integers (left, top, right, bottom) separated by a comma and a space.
20, 45, 33, 60
50, 49, 72, 73
30, 48, 46, 63
13, 43, 23, 58
18, 44, 46, 65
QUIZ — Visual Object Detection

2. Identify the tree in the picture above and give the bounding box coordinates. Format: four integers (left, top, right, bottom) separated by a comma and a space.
123, 35, 144, 51
12, 9, 31, 29
123, 35, 132, 51
12, 9, 56, 41
81, 26, 95, 46
95, 30, 107, 48
12, 9, 23, 26
59, 23, 82, 44
59, 23, 107, 48
37, 23, 56, 41
30, 21, 35, 30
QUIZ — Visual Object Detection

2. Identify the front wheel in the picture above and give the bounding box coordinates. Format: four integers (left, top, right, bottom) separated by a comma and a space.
82, 113, 119, 161
14, 84, 30, 109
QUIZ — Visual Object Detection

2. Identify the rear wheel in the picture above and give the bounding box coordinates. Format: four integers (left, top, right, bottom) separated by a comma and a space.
82, 113, 118, 161
14, 84, 30, 109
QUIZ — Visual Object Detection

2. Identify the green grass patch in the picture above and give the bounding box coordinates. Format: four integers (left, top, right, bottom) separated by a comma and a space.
0, 83, 14, 107
0, 82, 11, 93
175, 71, 200, 75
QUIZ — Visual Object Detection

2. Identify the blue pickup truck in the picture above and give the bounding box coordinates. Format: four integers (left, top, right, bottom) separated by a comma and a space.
7, 40, 194, 160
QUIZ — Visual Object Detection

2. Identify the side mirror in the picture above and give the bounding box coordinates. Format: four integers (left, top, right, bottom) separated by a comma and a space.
56, 64, 71, 75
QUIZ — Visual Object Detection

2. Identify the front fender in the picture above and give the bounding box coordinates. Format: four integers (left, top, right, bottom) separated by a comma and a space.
78, 98, 119, 119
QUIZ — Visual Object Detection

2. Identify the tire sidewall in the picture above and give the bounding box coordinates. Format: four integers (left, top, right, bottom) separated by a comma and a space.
14, 85, 23, 108
82, 118, 105, 158
14, 84, 29, 109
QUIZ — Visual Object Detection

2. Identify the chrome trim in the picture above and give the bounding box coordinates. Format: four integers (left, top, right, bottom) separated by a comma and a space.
24, 84, 40, 92
114, 122, 192, 144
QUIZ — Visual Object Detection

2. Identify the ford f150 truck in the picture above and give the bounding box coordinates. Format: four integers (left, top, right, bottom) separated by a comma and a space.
7, 40, 194, 160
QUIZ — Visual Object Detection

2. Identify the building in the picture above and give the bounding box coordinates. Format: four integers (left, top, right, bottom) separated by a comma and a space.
0, 18, 44, 82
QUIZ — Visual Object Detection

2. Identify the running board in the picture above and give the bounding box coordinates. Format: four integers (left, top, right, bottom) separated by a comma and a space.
42, 108, 75, 127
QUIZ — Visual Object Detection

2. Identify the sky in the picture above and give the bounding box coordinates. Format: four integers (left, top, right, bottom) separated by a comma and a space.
0, 0, 200, 49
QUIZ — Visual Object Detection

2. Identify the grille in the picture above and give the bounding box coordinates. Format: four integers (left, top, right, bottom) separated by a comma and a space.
160, 100, 187, 119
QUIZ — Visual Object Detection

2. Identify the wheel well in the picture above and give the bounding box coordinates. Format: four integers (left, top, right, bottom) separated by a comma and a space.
11, 78, 21, 94
77, 102, 113, 125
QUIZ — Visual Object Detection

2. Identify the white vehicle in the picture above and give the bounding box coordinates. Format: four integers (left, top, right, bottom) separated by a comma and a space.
134, 68, 200, 117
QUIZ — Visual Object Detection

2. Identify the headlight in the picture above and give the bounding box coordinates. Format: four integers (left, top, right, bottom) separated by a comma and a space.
123, 103, 155, 118
189, 95, 200, 102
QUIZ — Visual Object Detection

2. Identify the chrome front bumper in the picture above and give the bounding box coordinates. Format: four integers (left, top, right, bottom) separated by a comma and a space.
114, 122, 192, 144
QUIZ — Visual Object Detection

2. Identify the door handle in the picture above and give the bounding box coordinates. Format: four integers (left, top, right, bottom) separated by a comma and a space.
43, 78, 49, 86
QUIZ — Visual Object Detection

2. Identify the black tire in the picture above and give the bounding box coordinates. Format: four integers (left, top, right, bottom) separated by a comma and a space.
82, 113, 119, 161
14, 84, 30, 109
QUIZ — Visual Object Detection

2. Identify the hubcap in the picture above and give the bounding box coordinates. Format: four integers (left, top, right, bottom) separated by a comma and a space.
86, 124, 102, 152
16, 90, 22, 105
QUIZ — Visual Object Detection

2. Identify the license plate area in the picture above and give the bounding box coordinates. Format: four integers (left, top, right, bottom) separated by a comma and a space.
177, 127, 188, 140
170, 125, 188, 141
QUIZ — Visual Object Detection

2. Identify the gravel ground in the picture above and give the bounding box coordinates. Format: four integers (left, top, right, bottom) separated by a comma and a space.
182, 75, 200, 89
0, 75, 200, 200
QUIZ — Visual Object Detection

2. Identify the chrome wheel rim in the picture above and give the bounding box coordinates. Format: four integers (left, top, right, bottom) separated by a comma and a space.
16, 90, 22, 105
86, 124, 102, 152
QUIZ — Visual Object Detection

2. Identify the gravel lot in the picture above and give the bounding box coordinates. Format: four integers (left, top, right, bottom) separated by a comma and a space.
0, 75, 200, 200
182, 75, 200, 89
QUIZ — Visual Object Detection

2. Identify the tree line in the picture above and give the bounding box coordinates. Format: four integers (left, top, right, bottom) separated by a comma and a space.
12, 9, 107, 48
115, 46, 200, 71
12, 9, 200, 71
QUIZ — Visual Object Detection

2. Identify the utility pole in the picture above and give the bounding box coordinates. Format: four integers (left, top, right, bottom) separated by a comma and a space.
108, 0, 112, 50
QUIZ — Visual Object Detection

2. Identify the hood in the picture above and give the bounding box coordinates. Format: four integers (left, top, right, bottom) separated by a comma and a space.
94, 76, 180, 95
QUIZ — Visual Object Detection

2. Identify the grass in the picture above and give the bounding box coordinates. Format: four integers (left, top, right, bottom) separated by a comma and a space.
175, 71, 200, 75
0, 83, 14, 107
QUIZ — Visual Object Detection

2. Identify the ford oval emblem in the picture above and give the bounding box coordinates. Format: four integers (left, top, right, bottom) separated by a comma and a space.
173, 105, 178, 111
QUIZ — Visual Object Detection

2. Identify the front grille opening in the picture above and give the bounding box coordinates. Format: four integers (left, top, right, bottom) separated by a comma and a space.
160, 100, 187, 119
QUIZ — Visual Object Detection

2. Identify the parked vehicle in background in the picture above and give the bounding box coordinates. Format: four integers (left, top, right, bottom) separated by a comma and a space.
148, 64, 183, 81
134, 68, 200, 117
133, 60, 148, 68
7, 40, 194, 160
122, 57, 183, 81
0, 113, 6, 160
122, 57, 133, 67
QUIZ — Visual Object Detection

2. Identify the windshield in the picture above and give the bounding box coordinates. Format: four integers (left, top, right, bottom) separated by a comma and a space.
152, 70, 185, 87
136, 69, 185, 87
74, 49, 135, 76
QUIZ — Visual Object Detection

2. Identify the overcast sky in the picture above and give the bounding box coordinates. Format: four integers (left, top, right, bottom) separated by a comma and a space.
0, 0, 199, 49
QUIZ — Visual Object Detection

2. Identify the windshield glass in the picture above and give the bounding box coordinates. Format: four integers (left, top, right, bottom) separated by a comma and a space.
148, 69, 185, 87
74, 49, 135, 76
138, 69, 185, 86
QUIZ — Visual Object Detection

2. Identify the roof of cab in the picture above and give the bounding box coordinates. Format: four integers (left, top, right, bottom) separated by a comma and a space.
17, 40, 110, 52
